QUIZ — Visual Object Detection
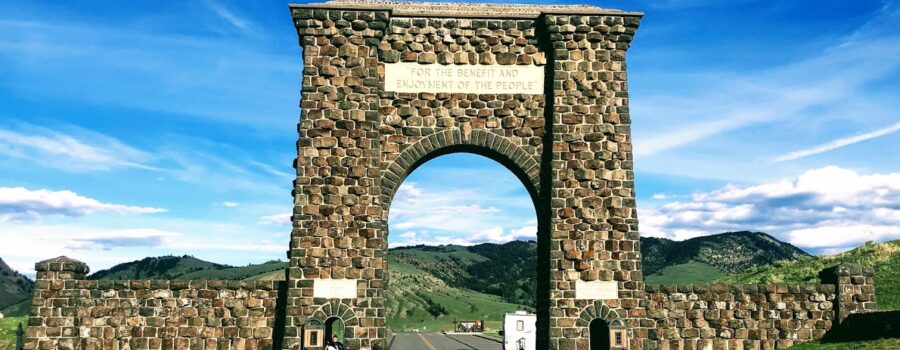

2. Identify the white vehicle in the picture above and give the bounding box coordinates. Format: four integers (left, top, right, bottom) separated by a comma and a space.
501, 311, 536, 350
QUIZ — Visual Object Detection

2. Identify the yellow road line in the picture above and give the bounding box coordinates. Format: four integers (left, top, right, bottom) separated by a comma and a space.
417, 333, 439, 350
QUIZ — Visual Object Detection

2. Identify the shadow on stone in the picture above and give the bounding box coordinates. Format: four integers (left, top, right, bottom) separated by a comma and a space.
821, 310, 900, 343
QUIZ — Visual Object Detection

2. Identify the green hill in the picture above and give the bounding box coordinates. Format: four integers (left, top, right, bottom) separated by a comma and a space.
87, 255, 289, 281
391, 241, 537, 307
89, 255, 229, 280
385, 257, 526, 332
723, 240, 900, 310
0, 258, 33, 317
642, 231, 811, 284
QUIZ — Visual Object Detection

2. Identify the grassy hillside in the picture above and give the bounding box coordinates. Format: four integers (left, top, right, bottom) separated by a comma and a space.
644, 261, 724, 284
642, 231, 810, 277
392, 241, 536, 307
89, 255, 228, 280
786, 338, 900, 349
385, 258, 525, 332
0, 316, 26, 350
177, 261, 287, 280
723, 240, 900, 310
0, 258, 33, 317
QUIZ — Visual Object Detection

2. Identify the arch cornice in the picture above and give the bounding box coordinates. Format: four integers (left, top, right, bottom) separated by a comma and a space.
576, 301, 622, 328
309, 300, 359, 327
380, 128, 542, 213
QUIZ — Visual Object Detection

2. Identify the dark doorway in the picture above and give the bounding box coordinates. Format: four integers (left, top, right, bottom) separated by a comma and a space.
324, 317, 344, 345
590, 318, 610, 350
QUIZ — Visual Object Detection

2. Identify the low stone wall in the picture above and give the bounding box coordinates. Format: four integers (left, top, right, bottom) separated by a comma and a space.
645, 283, 837, 350
25, 257, 284, 350
26, 257, 878, 350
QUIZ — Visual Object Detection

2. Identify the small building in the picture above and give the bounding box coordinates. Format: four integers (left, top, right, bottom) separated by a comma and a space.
502, 311, 536, 350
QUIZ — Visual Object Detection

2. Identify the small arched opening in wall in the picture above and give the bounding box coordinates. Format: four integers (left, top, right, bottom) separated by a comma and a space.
590, 318, 628, 350
382, 140, 546, 338
590, 318, 610, 350
324, 316, 345, 346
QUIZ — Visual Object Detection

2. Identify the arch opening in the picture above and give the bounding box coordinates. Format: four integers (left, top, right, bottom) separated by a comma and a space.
324, 317, 344, 347
385, 151, 542, 336
590, 319, 610, 350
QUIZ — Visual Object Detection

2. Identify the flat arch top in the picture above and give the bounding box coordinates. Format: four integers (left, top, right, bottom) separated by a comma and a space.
290, 0, 643, 18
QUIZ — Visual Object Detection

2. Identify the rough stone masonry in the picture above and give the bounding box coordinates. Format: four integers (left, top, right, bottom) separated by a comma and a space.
24, 1, 877, 350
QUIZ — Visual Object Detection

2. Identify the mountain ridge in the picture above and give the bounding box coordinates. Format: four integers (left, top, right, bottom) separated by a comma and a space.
0, 231, 819, 321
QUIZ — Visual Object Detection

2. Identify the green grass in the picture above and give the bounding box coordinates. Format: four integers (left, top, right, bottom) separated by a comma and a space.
0, 316, 26, 350
645, 261, 724, 284
178, 261, 288, 280
786, 338, 900, 349
722, 240, 900, 310
0, 300, 29, 318
385, 259, 527, 333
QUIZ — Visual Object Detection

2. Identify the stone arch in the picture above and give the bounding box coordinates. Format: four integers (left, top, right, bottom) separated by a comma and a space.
380, 128, 542, 215
309, 300, 359, 328
576, 301, 622, 328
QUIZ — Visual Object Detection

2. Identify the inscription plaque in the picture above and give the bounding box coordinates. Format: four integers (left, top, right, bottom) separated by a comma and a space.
384, 62, 544, 94
575, 280, 619, 300
313, 279, 358, 299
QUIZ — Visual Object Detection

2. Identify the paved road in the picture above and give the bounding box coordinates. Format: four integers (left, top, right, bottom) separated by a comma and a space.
388, 332, 502, 350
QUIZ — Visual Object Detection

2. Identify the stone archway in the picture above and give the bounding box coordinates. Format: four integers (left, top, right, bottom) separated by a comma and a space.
287, 2, 643, 349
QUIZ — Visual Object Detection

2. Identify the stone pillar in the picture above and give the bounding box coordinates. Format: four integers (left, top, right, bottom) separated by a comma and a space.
288, 7, 389, 350
822, 263, 877, 324
25, 256, 89, 350
540, 13, 645, 350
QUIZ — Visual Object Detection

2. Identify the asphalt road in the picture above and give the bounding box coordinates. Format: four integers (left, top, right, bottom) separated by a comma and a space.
388, 332, 502, 350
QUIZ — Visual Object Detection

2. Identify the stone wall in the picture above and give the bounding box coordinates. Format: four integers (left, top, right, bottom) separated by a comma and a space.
645, 283, 837, 350
641, 264, 877, 350
25, 257, 284, 350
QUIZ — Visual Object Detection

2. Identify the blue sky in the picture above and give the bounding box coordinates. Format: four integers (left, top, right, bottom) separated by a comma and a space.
1, 0, 898, 275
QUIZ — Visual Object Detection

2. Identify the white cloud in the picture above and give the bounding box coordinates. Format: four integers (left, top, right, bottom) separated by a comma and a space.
259, 212, 292, 226
390, 182, 508, 233
389, 224, 537, 248
642, 166, 900, 251
0, 225, 181, 274
220, 201, 239, 207
773, 121, 900, 162
0, 187, 166, 221
786, 223, 900, 249
0, 125, 157, 172
394, 182, 423, 203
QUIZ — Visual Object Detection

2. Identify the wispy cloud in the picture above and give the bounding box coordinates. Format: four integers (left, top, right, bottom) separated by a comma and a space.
207, 1, 253, 31
65, 229, 176, 251
0, 187, 165, 222
0, 124, 157, 172
633, 5, 900, 158
773, 121, 900, 162
259, 212, 292, 226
